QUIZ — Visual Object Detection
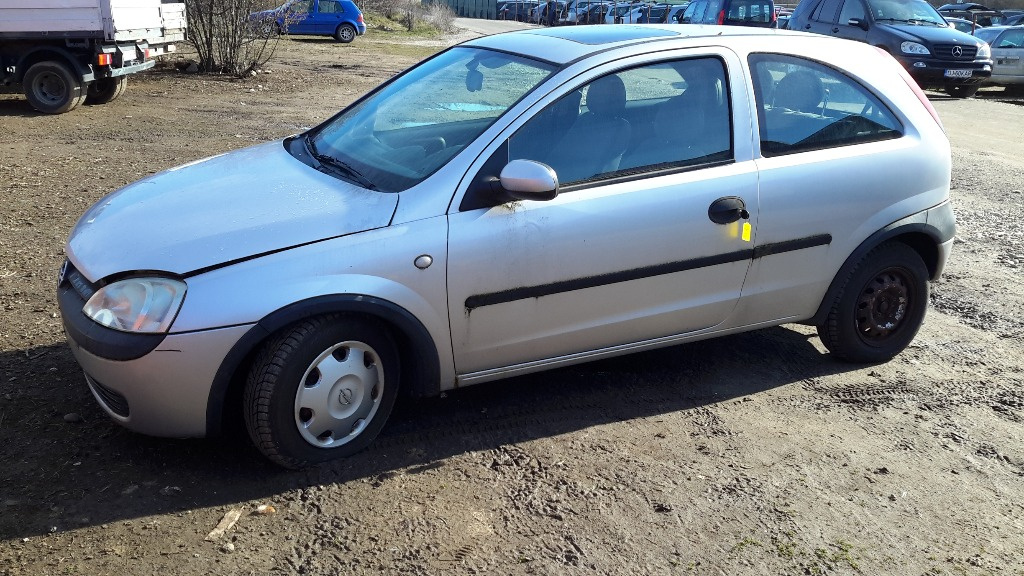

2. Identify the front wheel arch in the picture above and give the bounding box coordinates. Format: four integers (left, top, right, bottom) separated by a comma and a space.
206, 294, 441, 438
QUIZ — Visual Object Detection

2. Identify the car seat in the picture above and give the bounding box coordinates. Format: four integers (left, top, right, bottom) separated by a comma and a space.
772, 70, 825, 114
551, 74, 631, 183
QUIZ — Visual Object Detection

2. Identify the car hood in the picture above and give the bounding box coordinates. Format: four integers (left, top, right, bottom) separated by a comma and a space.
879, 22, 983, 45
67, 140, 398, 281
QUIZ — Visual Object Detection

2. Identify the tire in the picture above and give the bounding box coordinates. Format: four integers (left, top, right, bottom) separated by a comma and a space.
85, 76, 127, 105
816, 242, 929, 363
23, 60, 85, 114
334, 23, 357, 43
244, 315, 399, 469
945, 83, 979, 98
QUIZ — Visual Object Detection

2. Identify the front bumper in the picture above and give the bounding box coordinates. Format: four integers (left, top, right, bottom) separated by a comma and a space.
897, 56, 993, 87
65, 324, 252, 438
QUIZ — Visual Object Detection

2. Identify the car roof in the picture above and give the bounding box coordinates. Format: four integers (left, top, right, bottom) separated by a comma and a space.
464, 24, 784, 65
939, 3, 991, 10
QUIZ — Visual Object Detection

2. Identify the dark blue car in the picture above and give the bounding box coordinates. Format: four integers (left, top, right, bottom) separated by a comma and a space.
254, 0, 366, 43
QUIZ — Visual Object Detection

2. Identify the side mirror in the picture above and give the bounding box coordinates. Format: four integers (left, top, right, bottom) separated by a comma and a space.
848, 17, 869, 30
499, 159, 558, 201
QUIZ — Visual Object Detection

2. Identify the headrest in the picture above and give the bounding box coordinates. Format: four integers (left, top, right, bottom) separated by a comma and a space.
773, 70, 824, 113
586, 74, 626, 117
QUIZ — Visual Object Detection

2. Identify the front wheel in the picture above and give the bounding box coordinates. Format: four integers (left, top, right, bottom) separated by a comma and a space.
244, 315, 400, 469
817, 242, 929, 363
23, 60, 85, 114
334, 23, 357, 43
85, 76, 128, 105
945, 83, 979, 98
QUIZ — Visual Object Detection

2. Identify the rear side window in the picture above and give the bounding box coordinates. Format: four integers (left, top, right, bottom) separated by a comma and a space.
702, 0, 724, 22
749, 54, 903, 157
682, 0, 707, 22
811, 0, 843, 22
319, 0, 343, 13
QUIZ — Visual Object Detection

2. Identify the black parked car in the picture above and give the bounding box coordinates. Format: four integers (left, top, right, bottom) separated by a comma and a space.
790, 0, 992, 97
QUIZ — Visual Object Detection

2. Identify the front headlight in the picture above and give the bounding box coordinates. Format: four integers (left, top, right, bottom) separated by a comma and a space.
901, 41, 930, 55
83, 277, 186, 333
977, 42, 991, 59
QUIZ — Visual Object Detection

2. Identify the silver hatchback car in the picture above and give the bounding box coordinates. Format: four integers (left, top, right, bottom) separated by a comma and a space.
60, 25, 955, 468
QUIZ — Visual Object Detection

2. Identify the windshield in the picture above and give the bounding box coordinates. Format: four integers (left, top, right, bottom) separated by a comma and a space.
973, 27, 999, 43
867, 0, 947, 25
309, 47, 555, 192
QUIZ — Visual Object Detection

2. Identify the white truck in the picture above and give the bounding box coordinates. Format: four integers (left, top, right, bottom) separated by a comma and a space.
0, 0, 186, 114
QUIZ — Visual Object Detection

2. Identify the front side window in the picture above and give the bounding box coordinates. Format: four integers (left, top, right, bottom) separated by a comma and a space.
838, 0, 866, 23
309, 47, 554, 192
749, 54, 902, 157
508, 57, 732, 186
995, 29, 1024, 47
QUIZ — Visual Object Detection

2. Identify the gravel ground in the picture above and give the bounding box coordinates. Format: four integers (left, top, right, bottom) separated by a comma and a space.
1, 22, 1023, 576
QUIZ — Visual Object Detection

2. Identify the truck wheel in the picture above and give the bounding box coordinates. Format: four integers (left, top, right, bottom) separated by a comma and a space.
334, 23, 357, 43
816, 242, 929, 363
945, 83, 979, 98
24, 60, 85, 114
85, 76, 128, 105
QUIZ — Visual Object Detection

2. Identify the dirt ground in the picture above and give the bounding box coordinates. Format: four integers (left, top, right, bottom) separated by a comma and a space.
2, 21, 1023, 576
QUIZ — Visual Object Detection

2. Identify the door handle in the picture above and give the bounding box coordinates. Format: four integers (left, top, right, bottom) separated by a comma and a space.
708, 196, 749, 225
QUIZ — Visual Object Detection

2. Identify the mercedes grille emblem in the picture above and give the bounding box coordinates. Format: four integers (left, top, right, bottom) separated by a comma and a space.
952, 46, 963, 57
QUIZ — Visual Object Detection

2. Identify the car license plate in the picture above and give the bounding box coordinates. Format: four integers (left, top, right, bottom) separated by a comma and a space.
944, 69, 973, 79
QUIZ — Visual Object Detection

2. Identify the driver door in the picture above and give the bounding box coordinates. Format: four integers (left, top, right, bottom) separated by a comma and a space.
446, 55, 759, 378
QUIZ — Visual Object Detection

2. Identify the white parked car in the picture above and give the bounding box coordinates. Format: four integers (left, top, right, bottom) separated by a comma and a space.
60, 26, 955, 468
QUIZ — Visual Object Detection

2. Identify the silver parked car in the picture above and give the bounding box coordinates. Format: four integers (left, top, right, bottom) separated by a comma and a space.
60, 26, 955, 468
974, 25, 1024, 89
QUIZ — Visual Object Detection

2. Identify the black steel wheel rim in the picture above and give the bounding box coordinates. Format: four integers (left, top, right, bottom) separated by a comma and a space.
855, 266, 912, 345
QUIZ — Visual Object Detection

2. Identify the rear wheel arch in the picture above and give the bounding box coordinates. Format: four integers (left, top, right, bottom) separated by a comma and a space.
206, 294, 441, 437
808, 218, 949, 328
15, 47, 91, 83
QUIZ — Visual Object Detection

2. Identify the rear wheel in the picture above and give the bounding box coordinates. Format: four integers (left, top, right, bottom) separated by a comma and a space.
334, 23, 357, 43
817, 242, 929, 363
23, 60, 84, 114
945, 83, 979, 98
85, 76, 128, 105
244, 315, 399, 469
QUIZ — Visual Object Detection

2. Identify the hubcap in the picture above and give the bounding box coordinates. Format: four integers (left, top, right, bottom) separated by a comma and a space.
855, 268, 911, 343
294, 341, 383, 448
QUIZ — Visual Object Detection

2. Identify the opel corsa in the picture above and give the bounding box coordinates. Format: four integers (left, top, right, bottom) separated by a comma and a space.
59, 25, 955, 468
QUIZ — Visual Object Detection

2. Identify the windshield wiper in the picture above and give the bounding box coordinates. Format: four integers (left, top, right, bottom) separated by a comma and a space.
304, 134, 377, 190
